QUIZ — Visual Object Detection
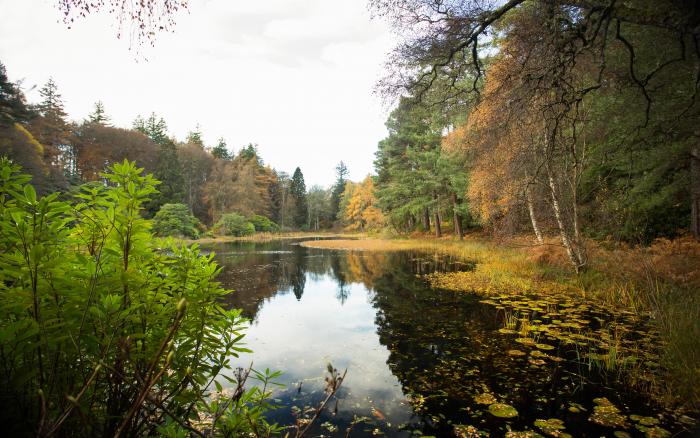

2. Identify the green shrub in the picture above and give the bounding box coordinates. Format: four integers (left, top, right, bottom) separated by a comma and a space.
217, 212, 255, 236
0, 159, 282, 437
249, 214, 280, 232
152, 202, 200, 238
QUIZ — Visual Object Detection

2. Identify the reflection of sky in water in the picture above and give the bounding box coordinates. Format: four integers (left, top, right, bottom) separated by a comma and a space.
210, 243, 696, 437
231, 272, 413, 428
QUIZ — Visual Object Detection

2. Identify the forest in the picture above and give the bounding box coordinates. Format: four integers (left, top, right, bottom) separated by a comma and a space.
0, 66, 369, 238
1, 0, 699, 436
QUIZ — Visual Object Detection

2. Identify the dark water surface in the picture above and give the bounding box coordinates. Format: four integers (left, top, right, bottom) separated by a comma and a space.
203, 239, 696, 437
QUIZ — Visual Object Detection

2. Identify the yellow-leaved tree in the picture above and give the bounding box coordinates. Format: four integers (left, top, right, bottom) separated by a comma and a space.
341, 176, 385, 231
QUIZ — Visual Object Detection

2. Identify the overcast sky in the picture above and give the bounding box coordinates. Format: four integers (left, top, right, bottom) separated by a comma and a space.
0, 0, 394, 187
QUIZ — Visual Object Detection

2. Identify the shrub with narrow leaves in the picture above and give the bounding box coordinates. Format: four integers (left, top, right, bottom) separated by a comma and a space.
0, 158, 282, 437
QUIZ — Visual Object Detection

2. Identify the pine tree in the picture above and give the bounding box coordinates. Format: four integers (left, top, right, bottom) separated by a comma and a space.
33, 78, 71, 186
289, 167, 308, 228
149, 140, 184, 214
0, 61, 31, 127
374, 98, 442, 232
37, 78, 67, 122
238, 143, 260, 163
87, 100, 110, 125
186, 124, 204, 147
330, 161, 349, 222
134, 112, 169, 145
211, 137, 231, 160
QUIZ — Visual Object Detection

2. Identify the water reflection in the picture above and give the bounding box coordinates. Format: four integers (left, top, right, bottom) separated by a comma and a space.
206, 239, 695, 437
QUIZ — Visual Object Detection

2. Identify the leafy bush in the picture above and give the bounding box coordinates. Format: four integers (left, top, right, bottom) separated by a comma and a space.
152, 202, 200, 238
0, 159, 282, 437
217, 212, 255, 236
249, 214, 280, 232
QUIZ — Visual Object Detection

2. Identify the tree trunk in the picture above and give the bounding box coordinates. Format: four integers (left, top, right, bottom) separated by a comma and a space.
452, 192, 463, 239
526, 185, 544, 244
547, 164, 585, 272
434, 210, 442, 238
433, 193, 442, 237
422, 208, 431, 232
692, 144, 700, 241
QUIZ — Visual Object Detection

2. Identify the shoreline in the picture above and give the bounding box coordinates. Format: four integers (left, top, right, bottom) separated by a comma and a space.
180, 231, 365, 245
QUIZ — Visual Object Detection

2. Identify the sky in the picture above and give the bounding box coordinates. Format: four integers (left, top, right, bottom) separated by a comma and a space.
0, 0, 395, 187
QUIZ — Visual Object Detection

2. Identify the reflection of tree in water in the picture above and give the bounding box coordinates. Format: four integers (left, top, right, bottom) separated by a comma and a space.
330, 255, 350, 304
200, 242, 683, 436
212, 241, 312, 318
290, 247, 307, 300
368, 264, 665, 436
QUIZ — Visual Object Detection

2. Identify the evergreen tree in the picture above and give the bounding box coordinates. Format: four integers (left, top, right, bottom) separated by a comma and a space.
186, 124, 204, 147
211, 137, 231, 160
33, 78, 71, 187
330, 161, 349, 222
239, 143, 260, 163
289, 167, 308, 228
0, 61, 31, 127
147, 140, 184, 215
134, 112, 169, 145
374, 98, 442, 232
87, 100, 110, 125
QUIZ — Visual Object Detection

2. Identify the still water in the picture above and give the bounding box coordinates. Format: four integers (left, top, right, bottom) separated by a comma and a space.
203, 239, 696, 437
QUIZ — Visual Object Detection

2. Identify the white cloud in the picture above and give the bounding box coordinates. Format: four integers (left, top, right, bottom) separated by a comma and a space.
0, 0, 393, 186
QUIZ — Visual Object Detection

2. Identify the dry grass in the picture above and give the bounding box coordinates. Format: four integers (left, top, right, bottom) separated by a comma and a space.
301, 239, 427, 251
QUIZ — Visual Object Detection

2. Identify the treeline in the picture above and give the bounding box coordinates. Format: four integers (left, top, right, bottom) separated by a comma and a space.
367, 0, 699, 271
0, 61, 358, 234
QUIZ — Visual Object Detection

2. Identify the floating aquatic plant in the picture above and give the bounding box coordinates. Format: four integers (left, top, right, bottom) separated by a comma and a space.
488, 403, 518, 418
505, 432, 544, 438
638, 426, 671, 437
589, 397, 628, 428
534, 418, 571, 437
515, 337, 536, 346
473, 393, 497, 405
454, 424, 482, 437
630, 415, 660, 426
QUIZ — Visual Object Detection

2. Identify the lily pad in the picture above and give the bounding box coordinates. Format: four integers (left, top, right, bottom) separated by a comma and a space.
589, 399, 628, 428
567, 403, 586, 414
454, 424, 481, 437
534, 418, 567, 437
630, 415, 660, 426
488, 402, 518, 418
508, 349, 527, 357
515, 337, 536, 346
474, 393, 497, 405
535, 343, 555, 350
643, 426, 671, 438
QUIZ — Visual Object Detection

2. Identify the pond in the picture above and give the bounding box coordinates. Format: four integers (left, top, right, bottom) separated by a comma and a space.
203, 238, 697, 437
